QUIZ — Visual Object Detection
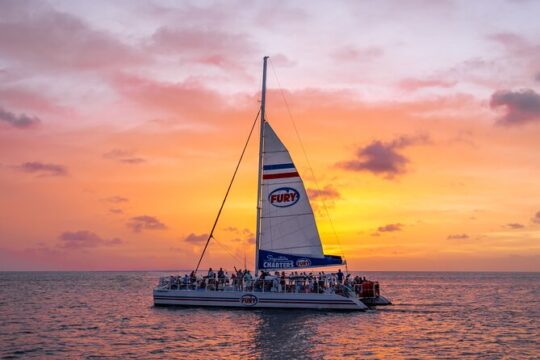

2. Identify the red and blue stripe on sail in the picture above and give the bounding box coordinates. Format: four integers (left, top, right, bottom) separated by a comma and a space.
262, 163, 299, 180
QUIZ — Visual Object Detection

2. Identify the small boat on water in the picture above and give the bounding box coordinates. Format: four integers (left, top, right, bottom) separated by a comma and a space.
154, 57, 391, 310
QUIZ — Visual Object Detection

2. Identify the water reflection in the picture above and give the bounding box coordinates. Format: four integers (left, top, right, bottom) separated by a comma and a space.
253, 309, 318, 359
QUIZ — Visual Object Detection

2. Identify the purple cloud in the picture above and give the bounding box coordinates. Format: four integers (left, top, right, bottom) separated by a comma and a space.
337, 135, 429, 179
184, 233, 209, 244
447, 234, 470, 240
103, 149, 146, 164
505, 223, 525, 229
58, 230, 122, 249
307, 185, 341, 200
532, 211, 540, 224
490, 89, 540, 126
0, 106, 40, 128
103, 196, 129, 203
17, 161, 67, 176
127, 215, 167, 233
377, 223, 403, 232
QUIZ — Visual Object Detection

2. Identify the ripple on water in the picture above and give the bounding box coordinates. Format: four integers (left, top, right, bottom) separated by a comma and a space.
0, 271, 539, 359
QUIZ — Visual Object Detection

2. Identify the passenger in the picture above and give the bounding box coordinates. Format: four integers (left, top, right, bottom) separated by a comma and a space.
231, 272, 237, 289
337, 269, 344, 284
207, 267, 215, 279
272, 276, 279, 292
244, 271, 253, 291
218, 268, 224, 279
183, 274, 189, 288
280, 272, 286, 292
237, 269, 244, 290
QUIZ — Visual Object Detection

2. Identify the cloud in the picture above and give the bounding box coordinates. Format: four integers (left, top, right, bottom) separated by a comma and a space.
333, 46, 384, 62
109, 208, 123, 214
111, 73, 228, 121
103, 149, 146, 164
447, 233, 470, 240
17, 161, 67, 176
336, 135, 429, 179
222, 227, 255, 244
0, 106, 40, 128
103, 196, 129, 203
490, 89, 540, 126
0, 2, 144, 72
184, 233, 209, 244
398, 78, 457, 91
148, 26, 256, 76
505, 223, 525, 229
58, 230, 122, 249
532, 211, 540, 224
127, 215, 167, 233
535, 72, 540, 82
377, 223, 403, 232
307, 185, 341, 201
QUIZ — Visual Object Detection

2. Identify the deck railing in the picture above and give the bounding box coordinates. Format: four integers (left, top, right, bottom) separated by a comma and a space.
158, 276, 378, 298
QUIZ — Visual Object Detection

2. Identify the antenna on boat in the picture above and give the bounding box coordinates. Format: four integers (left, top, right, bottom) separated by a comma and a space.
255, 56, 269, 275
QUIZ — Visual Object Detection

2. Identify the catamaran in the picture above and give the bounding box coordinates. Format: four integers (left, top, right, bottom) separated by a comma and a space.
153, 57, 391, 310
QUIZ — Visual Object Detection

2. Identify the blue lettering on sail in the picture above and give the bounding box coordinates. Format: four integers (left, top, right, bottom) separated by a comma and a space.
268, 187, 300, 208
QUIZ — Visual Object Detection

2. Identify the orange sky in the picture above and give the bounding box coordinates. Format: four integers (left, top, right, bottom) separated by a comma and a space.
1, 1, 539, 271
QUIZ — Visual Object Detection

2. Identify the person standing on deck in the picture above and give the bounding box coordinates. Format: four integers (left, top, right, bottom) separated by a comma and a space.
244, 270, 252, 291
337, 269, 344, 284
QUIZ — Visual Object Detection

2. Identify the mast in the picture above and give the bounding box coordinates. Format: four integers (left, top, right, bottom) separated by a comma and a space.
255, 56, 269, 275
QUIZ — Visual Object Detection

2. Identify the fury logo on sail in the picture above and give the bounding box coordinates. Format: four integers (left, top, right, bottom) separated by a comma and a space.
268, 187, 300, 208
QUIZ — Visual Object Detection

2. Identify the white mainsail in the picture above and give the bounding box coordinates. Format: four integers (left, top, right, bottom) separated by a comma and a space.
260, 122, 324, 258
256, 122, 343, 270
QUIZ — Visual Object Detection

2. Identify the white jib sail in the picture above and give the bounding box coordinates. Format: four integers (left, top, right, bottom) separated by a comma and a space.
260, 122, 324, 258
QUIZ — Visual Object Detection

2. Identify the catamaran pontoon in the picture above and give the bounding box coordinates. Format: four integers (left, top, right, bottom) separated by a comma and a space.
153, 57, 391, 310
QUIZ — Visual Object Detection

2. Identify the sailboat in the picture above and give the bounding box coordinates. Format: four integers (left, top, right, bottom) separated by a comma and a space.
153, 57, 391, 310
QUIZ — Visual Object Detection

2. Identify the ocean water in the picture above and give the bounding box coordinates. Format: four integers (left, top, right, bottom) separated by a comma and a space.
0, 272, 538, 359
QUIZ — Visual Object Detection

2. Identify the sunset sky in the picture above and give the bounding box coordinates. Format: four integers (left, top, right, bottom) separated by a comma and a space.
1, 0, 539, 271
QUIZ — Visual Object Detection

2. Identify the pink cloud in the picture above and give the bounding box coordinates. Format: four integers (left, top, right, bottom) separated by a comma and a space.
307, 185, 341, 201
111, 74, 230, 121
0, 2, 145, 72
148, 26, 256, 77
58, 230, 122, 250
399, 78, 457, 91
333, 46, 384, 62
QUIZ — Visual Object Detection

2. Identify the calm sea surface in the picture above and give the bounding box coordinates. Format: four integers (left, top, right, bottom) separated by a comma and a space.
0, 272, 538, 359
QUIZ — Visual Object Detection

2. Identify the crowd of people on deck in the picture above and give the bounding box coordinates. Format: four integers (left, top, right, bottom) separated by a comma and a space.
162, 268, 379, 297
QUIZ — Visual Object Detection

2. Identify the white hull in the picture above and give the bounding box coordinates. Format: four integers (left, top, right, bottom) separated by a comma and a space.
154, 288, 368, 311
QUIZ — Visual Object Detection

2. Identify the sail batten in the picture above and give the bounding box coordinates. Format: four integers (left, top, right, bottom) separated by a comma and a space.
257, 122, 343, 270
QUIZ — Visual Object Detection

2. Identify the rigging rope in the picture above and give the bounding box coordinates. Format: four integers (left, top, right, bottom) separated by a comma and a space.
269, 61, 349, 273
211, 236, 244, 266
194, 109, 261, 273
